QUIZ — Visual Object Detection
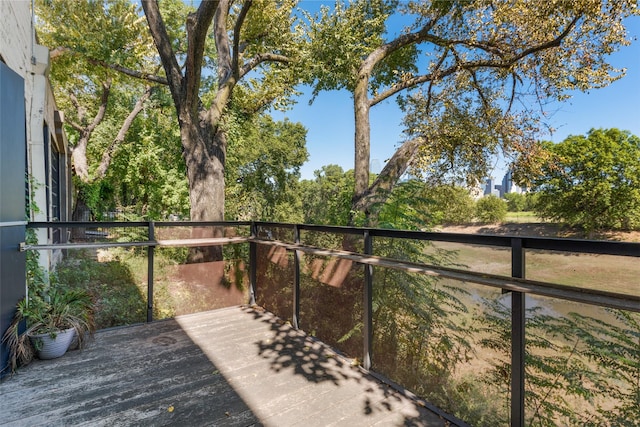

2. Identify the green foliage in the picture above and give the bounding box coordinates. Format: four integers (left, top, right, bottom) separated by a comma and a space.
108, 118, 189, 220
36, 0, 190, 220
368, 0, 636, 191
303, 0, 411, 97
37, 0, 152, 69
475, 195, 507, 223
25, 177, 47, 295
532, 129, 640, 232
226, 114, 308, 222
36, 0, 156, 142
301, 177, 477, 403
374, 180, 437, 229
55, 253, 146, 328
300, 165, 354, 226
421, 184, 476, 225
567, 310, 640, 424
2, 284, 95, 372
524, 192, 540, 212
228, 0, 307, 113
504, 192, 527, 212
479, 298, 640, 426
369, 181, 475, 412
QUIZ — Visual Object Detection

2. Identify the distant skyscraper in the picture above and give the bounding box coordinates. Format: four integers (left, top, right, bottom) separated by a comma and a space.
484, 178, 494, 196
484, 177, 502, 197
501, 170, 523, 195
501, 170, 512, 197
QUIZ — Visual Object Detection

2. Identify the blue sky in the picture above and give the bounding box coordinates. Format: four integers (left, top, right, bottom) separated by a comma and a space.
274, 14, 640, 181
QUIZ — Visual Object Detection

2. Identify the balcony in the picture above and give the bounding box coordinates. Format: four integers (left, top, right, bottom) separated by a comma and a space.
3, 221, 639, 426
1, 306, 451, 426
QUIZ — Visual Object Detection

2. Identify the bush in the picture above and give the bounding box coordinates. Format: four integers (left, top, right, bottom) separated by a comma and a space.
423, 185, 476, 225
475, 195, 507, 223
504, 192, 526, 212
524, 192, 539, 211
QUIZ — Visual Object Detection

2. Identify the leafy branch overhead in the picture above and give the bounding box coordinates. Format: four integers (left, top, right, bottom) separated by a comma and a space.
36, 0, 161, 185
35, 0, 639, 231
306, 0, 638, 222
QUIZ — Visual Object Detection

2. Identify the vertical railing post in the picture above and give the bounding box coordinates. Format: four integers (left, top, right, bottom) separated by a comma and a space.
511, 238, 525, 427
249, 221, 257, 306
293, 225, 301, 330
147, 221, 155, 323
363, 230, 373, 371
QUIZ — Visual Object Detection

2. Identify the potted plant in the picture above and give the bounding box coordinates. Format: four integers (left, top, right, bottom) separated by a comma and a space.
2, 285, 95, 372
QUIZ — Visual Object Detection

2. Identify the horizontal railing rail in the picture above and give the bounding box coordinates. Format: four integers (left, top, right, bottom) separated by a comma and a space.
255, 239, 640, 312
26, 220, 640, 257
21, 220, 640, 427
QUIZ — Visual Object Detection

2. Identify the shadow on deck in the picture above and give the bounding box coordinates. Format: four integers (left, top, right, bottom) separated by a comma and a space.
0, 306, 457, 426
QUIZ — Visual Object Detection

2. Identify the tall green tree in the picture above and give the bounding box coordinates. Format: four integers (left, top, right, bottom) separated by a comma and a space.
226, 114, 308, 222
104, 91, 190, 220
141, 0, 305, 230
306, 0, 638, 223
36, 0, 159, 219
38, 0, 308, 251
299, 165, 354, 225
476, 195, 508, 224
531, 128, 640, 232
422, 185, 476, 225
504, 192, 526, 213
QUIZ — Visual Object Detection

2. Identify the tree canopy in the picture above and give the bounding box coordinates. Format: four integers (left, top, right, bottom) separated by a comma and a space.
531, 128, 640, 232
36, 0, 640, 231
306, 0, 638, 223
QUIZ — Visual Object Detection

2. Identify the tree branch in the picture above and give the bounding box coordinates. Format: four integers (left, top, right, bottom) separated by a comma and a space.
239, 53, 291, 79
70, 79, 111, 182
68, 91, 85, 125
184, 1, 218, 111
95, 86, 153, 179
233, 1, 252, 79
142, 0, 184, 105
87, 58, 168, 85
370, 16, 581, 106
48, 45, 168, 85
352, 137, 423, 216
214, 0, 233, 85
50, 46, 70, 60
87, 79, 112, 133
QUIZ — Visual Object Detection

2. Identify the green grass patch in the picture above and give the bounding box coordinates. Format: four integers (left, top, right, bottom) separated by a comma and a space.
505, 211, 542, 223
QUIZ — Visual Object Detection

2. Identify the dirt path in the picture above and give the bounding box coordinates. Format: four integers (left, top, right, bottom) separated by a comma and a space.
436, 222, 640, 242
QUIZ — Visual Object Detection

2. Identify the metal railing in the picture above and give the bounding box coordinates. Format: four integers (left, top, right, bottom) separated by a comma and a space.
24, 220, 640, 427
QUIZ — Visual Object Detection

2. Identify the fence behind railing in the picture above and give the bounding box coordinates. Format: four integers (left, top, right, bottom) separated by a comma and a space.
24, 221, 640, 427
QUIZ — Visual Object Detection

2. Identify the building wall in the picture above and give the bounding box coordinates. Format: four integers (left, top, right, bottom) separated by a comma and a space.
0, 2, 33, 76
0, 1, 71, 268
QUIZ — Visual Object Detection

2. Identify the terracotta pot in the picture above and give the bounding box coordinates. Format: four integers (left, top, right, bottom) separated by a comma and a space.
29, 327, 76, 360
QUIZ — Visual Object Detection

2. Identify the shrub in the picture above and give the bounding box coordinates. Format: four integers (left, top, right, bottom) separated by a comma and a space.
422, 185, 476, 225
475, 195, 507, 223
504, 192, 526, 212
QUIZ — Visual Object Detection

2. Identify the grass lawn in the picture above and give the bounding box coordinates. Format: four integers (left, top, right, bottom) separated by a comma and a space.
504, 211, 542, 223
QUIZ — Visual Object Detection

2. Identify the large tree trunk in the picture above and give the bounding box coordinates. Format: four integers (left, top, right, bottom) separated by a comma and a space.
352, 73, 371, 219
70, 186, 93, 241
181, 112, 226, 263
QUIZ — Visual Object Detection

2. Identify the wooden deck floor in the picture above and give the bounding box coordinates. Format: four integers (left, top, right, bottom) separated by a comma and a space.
0, 306, 458, 427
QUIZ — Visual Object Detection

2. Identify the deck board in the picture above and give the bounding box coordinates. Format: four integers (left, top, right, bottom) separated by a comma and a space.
0, 306, 455, 426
